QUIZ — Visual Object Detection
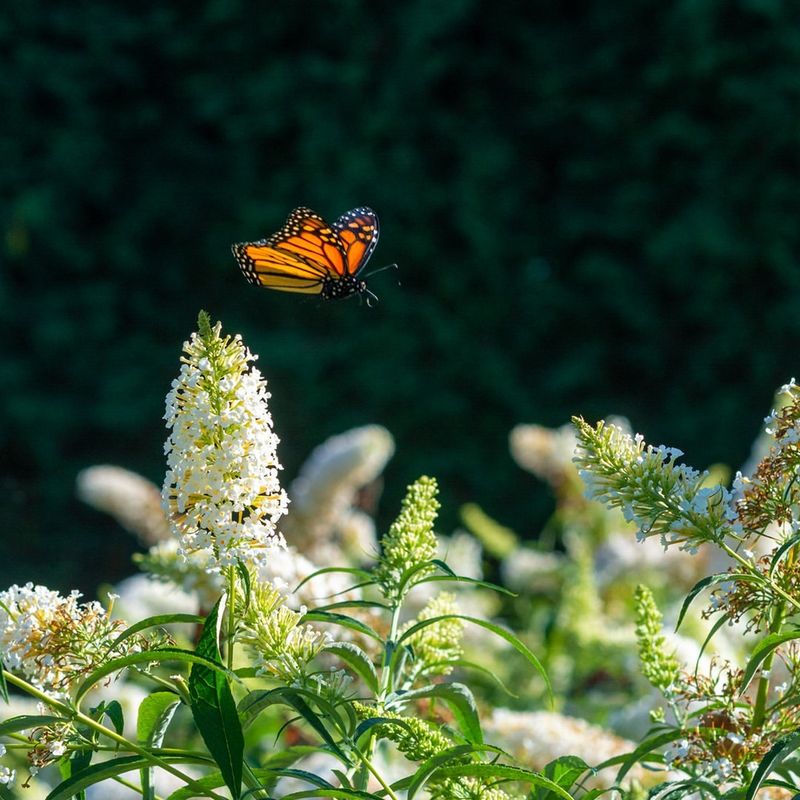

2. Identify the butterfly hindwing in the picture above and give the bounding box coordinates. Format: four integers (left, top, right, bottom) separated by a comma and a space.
333, 207, 379, 276
231, 242, 325, 293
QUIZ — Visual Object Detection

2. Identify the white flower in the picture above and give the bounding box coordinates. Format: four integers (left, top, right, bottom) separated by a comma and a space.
0, 583, 132, 695
0, 766, 15, 786
162, 316, 289, 571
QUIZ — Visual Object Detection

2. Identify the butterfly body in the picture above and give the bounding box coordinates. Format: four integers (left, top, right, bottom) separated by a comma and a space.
233, 206, 379, 301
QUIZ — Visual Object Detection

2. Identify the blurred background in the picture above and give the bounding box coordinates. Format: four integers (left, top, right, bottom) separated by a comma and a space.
3, 1, 800, 596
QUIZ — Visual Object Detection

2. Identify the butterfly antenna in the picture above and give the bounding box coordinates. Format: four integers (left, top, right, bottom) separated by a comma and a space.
364, 262, 398, 279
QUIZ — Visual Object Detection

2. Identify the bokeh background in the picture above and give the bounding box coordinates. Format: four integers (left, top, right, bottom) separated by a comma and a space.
4, 1, 800, 595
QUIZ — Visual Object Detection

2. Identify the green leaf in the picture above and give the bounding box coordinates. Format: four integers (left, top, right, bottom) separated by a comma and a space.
99, 700, 124, 735
300, 610, 382, 642
353, 715, 409, 740
138, 693, 180, 800
164, 752, 318, 800
188, 598, 244, 800
252, 766, 386, 797
693, 613, 731, 674
745, 728, 800, 800
324, 641, 379, 693
430, 558, 457, 576
770, 533, 800, 575
416, 573, 516, 596
445, 658, 518, 697
74, 647, 233, 704
238, 687, 350, 762
293, 567, 373, 595
0, 663, 8, 704
406, 744, 504, 799
236, 559, 252, 614
611, 728, 680, 783
44, 755, 209, 800
535, 755, 593, 799
137, 692, 181, 746
275, 788, 380, 800
742, 632, 800, 692
313, 600, 391, 613
388, 682, 482, 744
396, 614, 552, 702
106, 613, 205, 651
0, 714, 68, 735
647, 778, 721, 800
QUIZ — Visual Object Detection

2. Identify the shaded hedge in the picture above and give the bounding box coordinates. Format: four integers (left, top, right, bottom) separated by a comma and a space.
3, 1, 800, 592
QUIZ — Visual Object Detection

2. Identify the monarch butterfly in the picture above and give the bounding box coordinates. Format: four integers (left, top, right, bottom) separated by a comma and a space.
232, 206, 384, 302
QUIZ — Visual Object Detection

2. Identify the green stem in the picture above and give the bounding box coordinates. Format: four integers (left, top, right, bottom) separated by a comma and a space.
113, 772, 165, 799
379, 603, 401, 699
3, 671, 225, 800
139, 670, 191, 705
226, 567, 237, 671
350, 742, 400, 800
353, 602, 401, 794
752, 598, 785, 729
241, 761, 271, 799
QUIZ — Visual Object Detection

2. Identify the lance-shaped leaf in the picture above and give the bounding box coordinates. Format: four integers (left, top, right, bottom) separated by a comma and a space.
188, 598, 243, 799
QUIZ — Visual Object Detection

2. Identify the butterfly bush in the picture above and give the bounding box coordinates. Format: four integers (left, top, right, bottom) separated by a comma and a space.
162, 312, 288, 571
2, 314, 579, 800
570, 384, 800, 792
572, 416, 738, 554
0, 583, 140, 696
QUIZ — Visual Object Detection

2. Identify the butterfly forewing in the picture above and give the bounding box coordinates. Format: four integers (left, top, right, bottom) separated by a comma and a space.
232, 206, 380, 298
267, 207, 348, 276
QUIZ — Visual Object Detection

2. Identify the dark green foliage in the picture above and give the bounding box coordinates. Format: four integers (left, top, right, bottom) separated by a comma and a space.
3, 2, 800, 592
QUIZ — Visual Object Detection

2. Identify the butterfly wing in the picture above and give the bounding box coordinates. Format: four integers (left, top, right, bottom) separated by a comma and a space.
232, 207, 350, 294
333, 207, 379, 276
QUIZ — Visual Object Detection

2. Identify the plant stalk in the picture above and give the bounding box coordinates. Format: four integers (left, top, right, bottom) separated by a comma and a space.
2, 671, 225, 800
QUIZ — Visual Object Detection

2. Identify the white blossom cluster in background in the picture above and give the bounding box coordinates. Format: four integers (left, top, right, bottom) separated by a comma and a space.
76, 465, 169, 545
162, 320, 288, 571
257, 544, 360, 610
484, 708, 663, 789
510, 421, 580, 490
284, 424, 394, 565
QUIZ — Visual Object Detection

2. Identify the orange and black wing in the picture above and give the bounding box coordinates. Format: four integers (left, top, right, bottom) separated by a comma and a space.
232, 207, 349, 294
333, 207, 379, 277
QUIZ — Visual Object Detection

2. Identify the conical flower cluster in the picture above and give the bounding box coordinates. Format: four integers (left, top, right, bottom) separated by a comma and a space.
163, 313, 288, 571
